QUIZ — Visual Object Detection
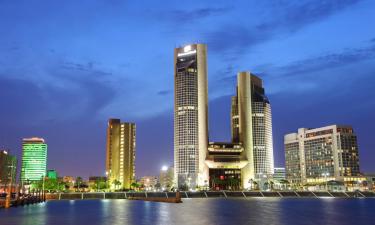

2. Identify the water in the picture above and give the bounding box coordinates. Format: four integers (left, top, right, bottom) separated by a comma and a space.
1, 198, 374, 225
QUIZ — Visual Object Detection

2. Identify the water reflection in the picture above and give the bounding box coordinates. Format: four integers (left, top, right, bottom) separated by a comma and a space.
0, 198, 374, 225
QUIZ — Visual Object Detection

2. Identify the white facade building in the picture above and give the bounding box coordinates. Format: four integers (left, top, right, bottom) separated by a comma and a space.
174, 44, 209, 189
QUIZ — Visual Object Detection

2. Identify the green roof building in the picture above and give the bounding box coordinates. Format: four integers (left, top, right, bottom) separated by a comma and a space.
20, 137, 47, 182
47, 169, 58, 179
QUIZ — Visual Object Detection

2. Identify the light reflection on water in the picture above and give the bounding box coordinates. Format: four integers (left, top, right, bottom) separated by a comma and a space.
1, 198, 374, 225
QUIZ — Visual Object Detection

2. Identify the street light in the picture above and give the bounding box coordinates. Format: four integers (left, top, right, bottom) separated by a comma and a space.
322, 172, 329, 191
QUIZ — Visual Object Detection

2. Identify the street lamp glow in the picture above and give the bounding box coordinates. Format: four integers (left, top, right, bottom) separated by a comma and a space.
161, 166, 168, 171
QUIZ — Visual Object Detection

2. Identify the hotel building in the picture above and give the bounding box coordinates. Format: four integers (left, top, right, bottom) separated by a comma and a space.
174, 44, 209, 189
284, 125, 364, 189
106, 119, 136, 190
20, 137, 47, 182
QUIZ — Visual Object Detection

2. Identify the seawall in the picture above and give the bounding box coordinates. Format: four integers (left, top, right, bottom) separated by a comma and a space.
44, 190, 375, 201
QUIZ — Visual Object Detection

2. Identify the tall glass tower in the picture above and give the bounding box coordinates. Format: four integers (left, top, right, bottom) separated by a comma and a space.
174, 44, 209, 189
20, 137, 47, 182
232, 72, 274, 188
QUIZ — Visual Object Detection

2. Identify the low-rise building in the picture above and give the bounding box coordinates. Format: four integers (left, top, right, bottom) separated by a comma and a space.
139, 176, 158, 190
284, 125, 365, 191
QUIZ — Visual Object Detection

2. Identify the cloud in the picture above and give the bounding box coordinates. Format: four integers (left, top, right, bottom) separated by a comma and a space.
157, 90, 171, 96
204, 0, 363, 55
160, 7, 232, 24
270, 43, 375, 79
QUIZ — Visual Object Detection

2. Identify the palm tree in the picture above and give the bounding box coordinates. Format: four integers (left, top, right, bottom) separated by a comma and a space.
130, 182, 140, 191
75, 177, 83, 192
112, 180, 121, 190
269, 181, 274, 191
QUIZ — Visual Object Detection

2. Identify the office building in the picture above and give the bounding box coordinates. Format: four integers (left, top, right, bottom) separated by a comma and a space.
284, 125, 364, 189
205, 72, 274, 190
273, 167, 286, 181
106, 119, 136, 190
0, 150, 17, 192
174, 44, 209, 189
20, 137, 47, 182
230, 72, 274, 188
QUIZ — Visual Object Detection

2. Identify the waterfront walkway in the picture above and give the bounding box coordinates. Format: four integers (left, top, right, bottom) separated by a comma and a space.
45, 190, 375, 200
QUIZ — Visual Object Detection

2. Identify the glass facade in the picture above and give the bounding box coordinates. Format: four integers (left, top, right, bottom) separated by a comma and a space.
231, 73, 274, 184
284, 125, 362, 186
20, 138, 47, 182
285, 142, 301, 184
174, 44, 208, 189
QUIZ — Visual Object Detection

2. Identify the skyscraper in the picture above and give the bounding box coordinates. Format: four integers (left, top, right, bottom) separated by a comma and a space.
20, 137, 47, 182
106, 119, 136, 190
232, 72, 274, 187
285, 125, 364, 189
174, 44, 209, 189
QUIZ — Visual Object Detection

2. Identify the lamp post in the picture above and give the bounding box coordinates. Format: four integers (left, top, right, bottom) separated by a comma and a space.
5, 162, 15, 208
42, 174, 46, 201
322, 172, 329, 191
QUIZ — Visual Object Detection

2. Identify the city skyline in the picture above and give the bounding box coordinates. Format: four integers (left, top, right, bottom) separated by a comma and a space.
1, 1, 375, 178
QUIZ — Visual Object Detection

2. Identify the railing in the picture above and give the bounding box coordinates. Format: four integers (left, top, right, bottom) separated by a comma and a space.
44, 190, 375, 200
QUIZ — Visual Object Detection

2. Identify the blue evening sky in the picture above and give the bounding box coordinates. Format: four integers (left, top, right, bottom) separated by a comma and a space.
0, 0, 374, 178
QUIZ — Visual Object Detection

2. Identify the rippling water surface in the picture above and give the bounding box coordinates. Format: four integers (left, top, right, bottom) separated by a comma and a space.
1, 198, 374, 225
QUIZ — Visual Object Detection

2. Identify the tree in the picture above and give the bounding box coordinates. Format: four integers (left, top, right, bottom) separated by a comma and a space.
155, 183, 161, 190
112, 179, 121, 190
269, 181, 274, 191
75, 177, 83, 192
91, 178, 108, 192
130, 182, 140, 191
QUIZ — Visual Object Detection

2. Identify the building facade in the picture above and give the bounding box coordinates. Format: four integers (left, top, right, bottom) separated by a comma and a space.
204, 72, 274, 190
20, 137, 47, 183
139, 176, 158, 190
106, 119, 136, 190
0, 150, 17, 192
174, 44, 209, 189
273, 167, 286, 181
284, 125, 364, 189
231, 72, 274, 188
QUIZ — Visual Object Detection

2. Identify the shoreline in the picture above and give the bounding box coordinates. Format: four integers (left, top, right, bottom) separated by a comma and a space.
43, 190, 375, 201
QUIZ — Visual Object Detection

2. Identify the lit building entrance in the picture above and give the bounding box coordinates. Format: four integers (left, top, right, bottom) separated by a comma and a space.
209, 169, 241, 190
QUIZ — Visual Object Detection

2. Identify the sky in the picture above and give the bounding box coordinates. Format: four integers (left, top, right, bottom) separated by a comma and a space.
0, 0, 374, 179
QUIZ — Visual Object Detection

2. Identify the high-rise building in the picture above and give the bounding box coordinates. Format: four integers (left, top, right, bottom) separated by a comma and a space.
20, 137, 47, 182
174, 44, 209, 189
232, 72, 274, 188
0, 150, 17, 192
273, 167, 286, 181
205, 72, 274, 190
106, 119, 136, 190
284, 125, 364, 189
